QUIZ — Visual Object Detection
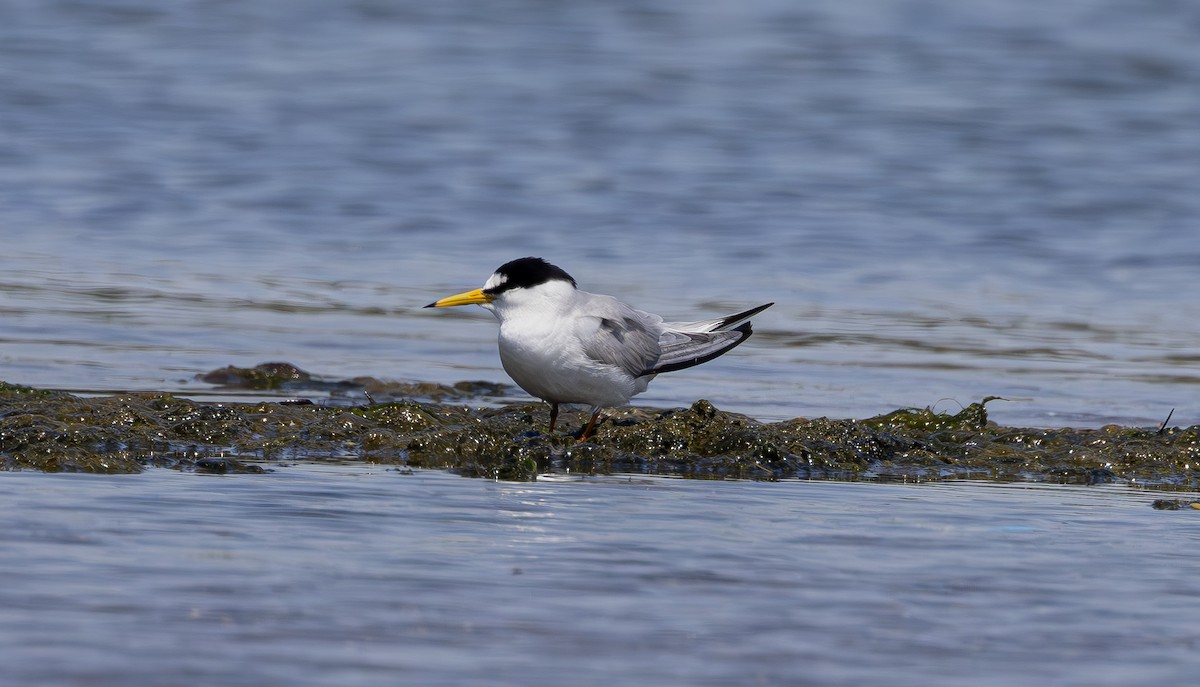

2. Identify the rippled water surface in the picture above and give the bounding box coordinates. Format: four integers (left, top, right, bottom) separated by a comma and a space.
2, 467, 1198, 687
1, 0, 1198, 427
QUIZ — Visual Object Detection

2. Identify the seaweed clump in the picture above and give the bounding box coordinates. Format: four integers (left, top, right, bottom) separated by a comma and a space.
863, 398, 1200, 485
2, 381, 1198, 486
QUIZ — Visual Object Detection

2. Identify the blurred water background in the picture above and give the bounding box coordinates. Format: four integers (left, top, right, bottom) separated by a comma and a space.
1, 0, 1197, 427
2, 2, 1200, 685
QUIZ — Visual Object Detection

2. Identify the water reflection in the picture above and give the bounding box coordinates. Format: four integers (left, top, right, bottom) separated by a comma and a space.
2, 467, 1196, 686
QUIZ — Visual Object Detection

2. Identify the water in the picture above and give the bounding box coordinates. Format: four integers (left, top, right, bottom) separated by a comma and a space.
2, 2, 1199, 682
0, 0, 1197, 428
2, 467, 1198, 686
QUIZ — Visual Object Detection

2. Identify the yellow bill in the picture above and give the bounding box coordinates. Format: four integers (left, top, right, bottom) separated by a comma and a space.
424, 288, 493, 308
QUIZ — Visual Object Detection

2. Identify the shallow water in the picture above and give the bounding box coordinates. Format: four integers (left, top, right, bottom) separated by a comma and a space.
1, 0, 1198, 428
2, 466, 1198, 686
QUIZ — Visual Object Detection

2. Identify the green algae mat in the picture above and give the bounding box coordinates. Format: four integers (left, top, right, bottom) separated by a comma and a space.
3, 379, 1198, 486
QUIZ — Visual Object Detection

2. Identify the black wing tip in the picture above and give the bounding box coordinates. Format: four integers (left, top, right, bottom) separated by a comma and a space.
715, 302, 774, 330
422, 302, 437, 308
730, 320, 754, 345
643, 304, 768, 375
643, 322, 755, 376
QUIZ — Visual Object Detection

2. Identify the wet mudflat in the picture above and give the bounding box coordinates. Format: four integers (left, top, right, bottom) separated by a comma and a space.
2, 374, 1198, 487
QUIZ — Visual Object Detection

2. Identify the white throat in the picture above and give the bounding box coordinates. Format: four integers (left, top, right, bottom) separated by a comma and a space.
488, 280, 578, 323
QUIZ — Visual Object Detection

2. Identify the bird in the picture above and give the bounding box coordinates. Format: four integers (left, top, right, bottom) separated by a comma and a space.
424, 257, 773, 441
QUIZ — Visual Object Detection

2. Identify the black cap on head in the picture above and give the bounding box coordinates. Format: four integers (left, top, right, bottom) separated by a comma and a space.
486, 257, 577, 294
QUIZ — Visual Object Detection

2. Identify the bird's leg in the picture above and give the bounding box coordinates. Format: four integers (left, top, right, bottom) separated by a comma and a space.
577, 409, 602, 443
548, 402, 559, 433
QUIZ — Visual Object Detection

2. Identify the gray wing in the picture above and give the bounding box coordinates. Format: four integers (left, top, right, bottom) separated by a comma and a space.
650, 303, 772, 374
579, 298, 770, 378
578, 296, 663, 379
649, 327, 750, 375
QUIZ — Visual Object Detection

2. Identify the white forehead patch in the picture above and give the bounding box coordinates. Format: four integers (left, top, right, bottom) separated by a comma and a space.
483, 272, 507, 291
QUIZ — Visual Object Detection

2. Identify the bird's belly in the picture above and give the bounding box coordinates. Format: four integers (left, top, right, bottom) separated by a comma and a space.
497, 325, 639, 408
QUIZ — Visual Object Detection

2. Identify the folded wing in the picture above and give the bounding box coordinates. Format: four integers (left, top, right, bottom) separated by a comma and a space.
645, 302, 774, 376
578, 298, 664, 379
580, 299, 774, 378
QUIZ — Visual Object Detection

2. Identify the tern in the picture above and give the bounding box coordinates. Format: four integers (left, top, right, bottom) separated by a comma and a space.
425, 257, 773, 441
